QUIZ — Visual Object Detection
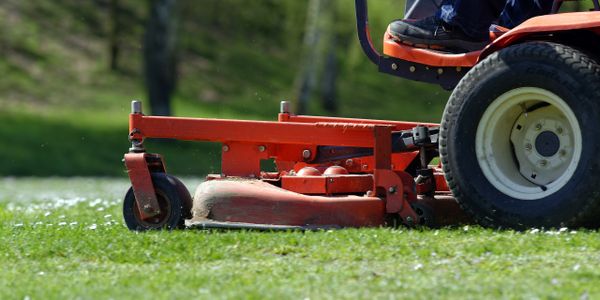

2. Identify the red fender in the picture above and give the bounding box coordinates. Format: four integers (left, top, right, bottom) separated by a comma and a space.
480, 11, 600, 60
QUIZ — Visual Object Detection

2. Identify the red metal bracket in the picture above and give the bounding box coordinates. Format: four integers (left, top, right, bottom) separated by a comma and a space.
281, 174, 373, 195
372, 126, 418, 224
221, 142, 270, 177
124, 153, 163, 220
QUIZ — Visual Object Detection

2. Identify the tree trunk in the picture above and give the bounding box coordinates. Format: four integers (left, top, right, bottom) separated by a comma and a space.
293, 0, 339, 115
320, 34, 338, 113
294, 0, 322, 115
320, 1, 338, 114
143, 0, 178, 116
108, 0, 121, 71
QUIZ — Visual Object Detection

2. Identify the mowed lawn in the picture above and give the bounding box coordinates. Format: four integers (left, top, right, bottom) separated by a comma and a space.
1, 178, 599, 299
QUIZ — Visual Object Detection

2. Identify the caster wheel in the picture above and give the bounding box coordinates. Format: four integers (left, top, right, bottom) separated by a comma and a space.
440, 42, 600, 229
123, 173, 192, 231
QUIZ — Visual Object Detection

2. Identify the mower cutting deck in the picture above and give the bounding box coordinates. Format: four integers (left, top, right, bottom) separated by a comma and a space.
123, 101, 465, 230
123, 0, 600, 230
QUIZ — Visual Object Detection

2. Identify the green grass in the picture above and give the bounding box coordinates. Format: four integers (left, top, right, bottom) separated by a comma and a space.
2, 177, 600, 299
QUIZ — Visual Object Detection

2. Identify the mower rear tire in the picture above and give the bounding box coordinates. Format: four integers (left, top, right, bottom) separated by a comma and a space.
440, 42, 600, 229
123, 173, 193, 231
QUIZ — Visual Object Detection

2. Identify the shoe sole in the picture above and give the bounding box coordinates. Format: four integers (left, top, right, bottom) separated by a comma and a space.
391, 33, 488, 53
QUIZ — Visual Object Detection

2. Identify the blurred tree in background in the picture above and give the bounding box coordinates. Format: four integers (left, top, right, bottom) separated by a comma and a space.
108, 0, 122, 71
143, 0, 178, 116
294, 0, 339, 114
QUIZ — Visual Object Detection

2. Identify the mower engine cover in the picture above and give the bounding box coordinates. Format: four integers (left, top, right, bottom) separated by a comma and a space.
404, 0, 442, 20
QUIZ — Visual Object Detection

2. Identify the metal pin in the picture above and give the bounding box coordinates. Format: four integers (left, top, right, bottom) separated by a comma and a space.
222, 145, 230, 152
131, 100, 142, 114
409, 66, 416, 72
129, 139, 145, 153
258, 145, 266, 152
392, 63, 398, 70
280, 101, 290, 114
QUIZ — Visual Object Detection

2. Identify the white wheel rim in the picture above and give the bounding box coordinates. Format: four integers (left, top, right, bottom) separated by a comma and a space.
475, 87, 582, 200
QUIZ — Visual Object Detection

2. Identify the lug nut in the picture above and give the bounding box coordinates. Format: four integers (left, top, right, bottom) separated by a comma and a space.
539, 159, 548, 167
535, 123, 542, 131
559, 149, 567, 156
525, 143, 532, 151
556, 127, 563, 134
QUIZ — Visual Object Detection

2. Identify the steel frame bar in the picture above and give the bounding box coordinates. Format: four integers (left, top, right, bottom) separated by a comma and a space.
130, 114, 382, 148
279, 113, 438, 130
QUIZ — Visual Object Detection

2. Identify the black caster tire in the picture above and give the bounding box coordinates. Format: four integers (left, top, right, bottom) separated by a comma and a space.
440, 42, 600, 229
411, 202, 436, 228
123, 173, 193, 231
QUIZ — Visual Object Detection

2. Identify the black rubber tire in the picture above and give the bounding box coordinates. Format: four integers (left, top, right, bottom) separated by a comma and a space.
123, 173, 193, 231
440, 42, 600, 229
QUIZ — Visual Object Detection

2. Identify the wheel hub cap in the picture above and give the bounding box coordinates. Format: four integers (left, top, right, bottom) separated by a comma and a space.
510, 106, 575, 187
476, 87, 582, 200
535, 131, 560, 157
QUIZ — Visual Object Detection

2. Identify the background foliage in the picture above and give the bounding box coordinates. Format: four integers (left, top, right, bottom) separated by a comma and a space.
0, 0, 453, 176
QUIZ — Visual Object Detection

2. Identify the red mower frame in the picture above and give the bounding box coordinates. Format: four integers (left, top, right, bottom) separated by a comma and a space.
124, 100, 450, 227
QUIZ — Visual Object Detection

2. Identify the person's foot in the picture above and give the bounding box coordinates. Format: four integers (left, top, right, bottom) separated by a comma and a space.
389, 16, 488, 52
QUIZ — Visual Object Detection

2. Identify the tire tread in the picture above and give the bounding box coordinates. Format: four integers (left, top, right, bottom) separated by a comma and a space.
440, 41, 600, 228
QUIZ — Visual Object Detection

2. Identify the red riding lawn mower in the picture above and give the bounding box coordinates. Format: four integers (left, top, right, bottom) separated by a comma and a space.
123, 0, 600, 231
